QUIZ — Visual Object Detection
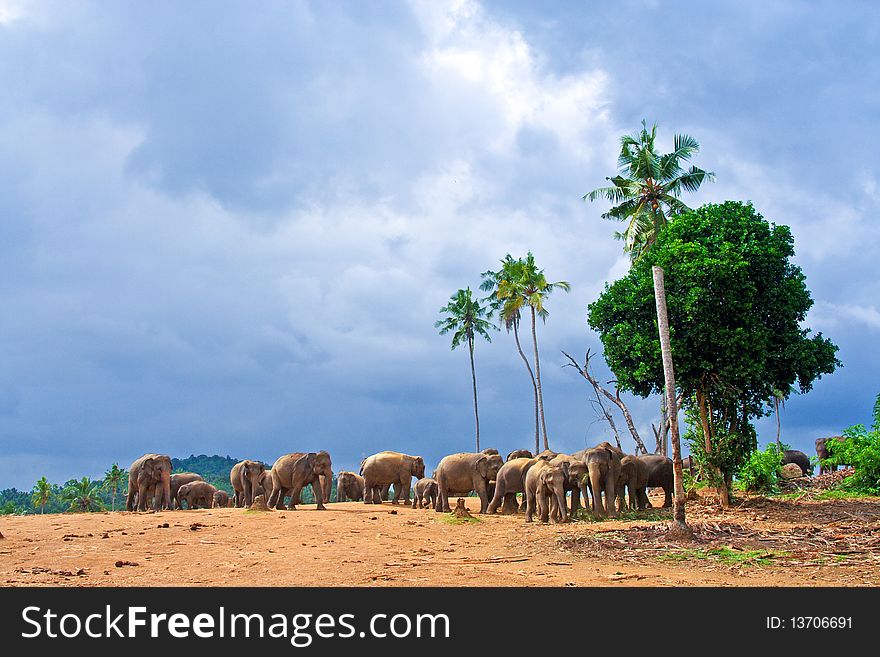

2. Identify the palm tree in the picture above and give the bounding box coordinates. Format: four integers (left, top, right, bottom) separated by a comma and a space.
436, 287, 497, 451
584, 119, 714, 259
31, 476, 52, 514
103, 464, 126, 511
62, 477, 104, 513
491, 253, 569, 451
481, 256, 541, 452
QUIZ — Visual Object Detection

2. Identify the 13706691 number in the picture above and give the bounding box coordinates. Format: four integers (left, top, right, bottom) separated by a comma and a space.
790, 617, 852, 629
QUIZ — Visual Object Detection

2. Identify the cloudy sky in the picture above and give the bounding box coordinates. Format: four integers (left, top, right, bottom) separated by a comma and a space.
1, 0, 877, 489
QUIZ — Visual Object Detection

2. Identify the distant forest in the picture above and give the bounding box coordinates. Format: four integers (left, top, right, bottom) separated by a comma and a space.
0, 454, 333, 514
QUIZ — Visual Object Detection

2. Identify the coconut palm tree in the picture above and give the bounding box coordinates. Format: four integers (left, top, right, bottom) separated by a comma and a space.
481, 256, 540, 453
492, 253, 569, 450
584, 120, 714, 260
436, 287, 497, 451
103, 464, 127, 512
31, 476, 52, 514
62, 477, 104, 513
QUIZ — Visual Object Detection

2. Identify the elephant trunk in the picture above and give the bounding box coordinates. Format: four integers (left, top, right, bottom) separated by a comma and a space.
588, 464, 605, 517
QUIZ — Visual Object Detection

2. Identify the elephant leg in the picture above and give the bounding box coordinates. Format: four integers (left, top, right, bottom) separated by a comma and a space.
605, 476, 618, 518
313, 478, 326, 510
525, 487, 536, 523
287, 484, 301, 511
436, 484, 448, 513
662, 485, 672, 508
486, 481, 505, 514
569, 487, 580, 517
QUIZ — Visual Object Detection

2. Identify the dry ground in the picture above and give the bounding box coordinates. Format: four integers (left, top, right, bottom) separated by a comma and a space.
2, 492, 879, 587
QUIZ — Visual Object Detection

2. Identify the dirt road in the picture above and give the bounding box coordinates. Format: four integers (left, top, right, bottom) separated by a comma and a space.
2, 495, 878, 586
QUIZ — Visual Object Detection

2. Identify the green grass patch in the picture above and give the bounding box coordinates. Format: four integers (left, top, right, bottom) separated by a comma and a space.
658, 546, 789, 566
438, 514, 481, 525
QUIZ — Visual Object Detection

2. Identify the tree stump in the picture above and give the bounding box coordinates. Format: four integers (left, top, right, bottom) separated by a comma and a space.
249, 494, 273, 512
451, 498, 474, 519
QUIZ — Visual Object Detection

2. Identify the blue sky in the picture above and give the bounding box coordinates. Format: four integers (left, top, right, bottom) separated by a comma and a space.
1, 1, 877, 489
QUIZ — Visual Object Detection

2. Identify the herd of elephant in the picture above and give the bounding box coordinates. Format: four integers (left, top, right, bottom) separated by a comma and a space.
125, 437, 844, 520
123, 444, 677, 523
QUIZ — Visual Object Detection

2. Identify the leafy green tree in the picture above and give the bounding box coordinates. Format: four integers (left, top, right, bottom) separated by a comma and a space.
827, 392, 880, 494
588, 201, 839, 504
62, 477, 105, 513
436, 287, 497, 451
1, 500, 19, 515
31, 476, 52, 514
102, 464, 126, 511
481, 255, 540, 452
584, 120, 714, 260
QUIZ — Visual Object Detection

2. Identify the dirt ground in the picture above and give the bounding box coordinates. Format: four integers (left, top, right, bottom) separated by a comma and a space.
2, 491, 879, 587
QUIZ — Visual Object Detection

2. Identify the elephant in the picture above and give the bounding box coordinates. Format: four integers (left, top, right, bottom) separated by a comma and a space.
535, 449, 559, 461
583, 445, 622, 518
336, 471, 365, 502
633, 454, 674, 509
434, 452, 504, 513
212, 490, 231, 508
506, 449, 534, 461
617, 455, 648, 512
549, 454, 589, 516
486, 457, 539, 514
524, 460, 569, 523
177, 481, 218, 509
681, 455, 696, 477
268, 451, 333, 511
782, 449, 812, 477
481, 448, 500, 455
170, 473, 204, 509
413, 477, 439, 509
816, 436, 847, 474
231, 460, 267, 508
360, 451, 425, 505
126, 454, 173, 512
258, 468, 274, 500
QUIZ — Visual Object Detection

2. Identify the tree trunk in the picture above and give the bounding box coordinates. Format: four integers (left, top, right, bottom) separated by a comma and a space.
651, 266, 690, 537
697, 388, 730, 508
775, 397, 782, 452
469, 336, 480, 453
513, 319, 540, 454
530, 306, 549, 451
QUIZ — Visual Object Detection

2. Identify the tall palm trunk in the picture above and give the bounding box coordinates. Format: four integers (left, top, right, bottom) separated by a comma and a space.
774, 396, 782, 452
468, 335, 480, 452
530, 306, 549, 451
513, 318, 540, 454
652, 266, 690, 536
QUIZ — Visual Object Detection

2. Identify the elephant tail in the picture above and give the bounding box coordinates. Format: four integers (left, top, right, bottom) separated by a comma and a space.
359, 458, 367, 475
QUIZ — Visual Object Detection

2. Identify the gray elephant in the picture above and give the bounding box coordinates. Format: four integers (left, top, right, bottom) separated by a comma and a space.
616, 455, 647, 511
481, 448, 500, 455
360, 451, 425, 505
336, 471, 365, 502
634, 454, 674, 508
269, 451, 333, 510
535, 449, 559, 461
487, 457, 539, 514
524, 460, 568, 523
413, 477, 439, 509
177, 481, 218, 509
506, 449, 534, 461
434, 452, 504, 513
212, 490, 231, 508
258, 468, 274, 500
170, 473, 204, 509
126, 454, 173, 512
231, 460, 267, 508
782, 449, 812, 476
816, 436, 847, 474
583, 445, 622, 518
549, 454, 588, 516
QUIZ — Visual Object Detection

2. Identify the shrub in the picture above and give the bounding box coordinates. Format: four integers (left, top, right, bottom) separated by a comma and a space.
737, 443, 785, 494
828, 393, 880, 495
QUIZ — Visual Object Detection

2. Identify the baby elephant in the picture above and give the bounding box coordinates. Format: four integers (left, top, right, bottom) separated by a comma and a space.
177, 481, 218, 509
413, 477, 439, 509
212, 490, 231, 508
524, 460, 569, 524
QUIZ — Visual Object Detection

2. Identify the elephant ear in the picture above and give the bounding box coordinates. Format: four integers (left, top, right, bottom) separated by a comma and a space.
474, 455, 489, 478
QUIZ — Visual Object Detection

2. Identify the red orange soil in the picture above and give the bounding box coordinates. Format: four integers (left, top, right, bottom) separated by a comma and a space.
1, 493, 878, 587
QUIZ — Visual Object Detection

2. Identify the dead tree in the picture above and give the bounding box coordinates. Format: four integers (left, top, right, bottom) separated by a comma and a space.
562, 349, 648, 455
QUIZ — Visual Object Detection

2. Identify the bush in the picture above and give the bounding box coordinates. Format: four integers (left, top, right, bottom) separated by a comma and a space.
737, 443, 785, 494
828, 393, 880, 495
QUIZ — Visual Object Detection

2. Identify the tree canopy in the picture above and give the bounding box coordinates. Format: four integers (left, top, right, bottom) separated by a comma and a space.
587, 201, 839, 484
